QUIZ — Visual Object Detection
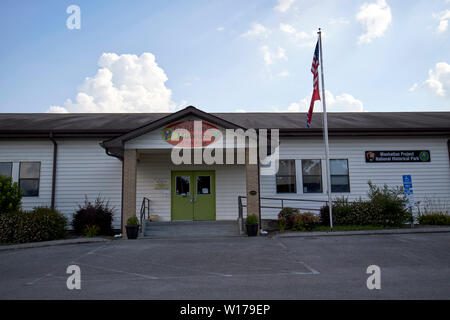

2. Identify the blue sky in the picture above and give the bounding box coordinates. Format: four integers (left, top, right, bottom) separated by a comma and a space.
0, 0, 449, 114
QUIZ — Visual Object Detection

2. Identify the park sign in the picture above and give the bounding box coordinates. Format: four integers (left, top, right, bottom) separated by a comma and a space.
161, 120, 222, 148
365, 150, 430, 163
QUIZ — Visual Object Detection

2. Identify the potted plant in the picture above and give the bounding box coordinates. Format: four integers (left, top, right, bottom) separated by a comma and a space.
125, 216, 139, 239
245, 214, 258, 236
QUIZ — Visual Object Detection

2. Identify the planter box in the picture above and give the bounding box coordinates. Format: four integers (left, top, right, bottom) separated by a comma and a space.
246, 223, 258, 236
126, 225, 139, 239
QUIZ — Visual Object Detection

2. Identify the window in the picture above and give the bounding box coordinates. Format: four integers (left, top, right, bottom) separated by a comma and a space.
19, 162, 40, 197
175, 176, 190, 196
197, 176, 211, 195
302, 159, 322, 193
0, 162, 12, 177
276, 160, 296, 193
330, 159, 350, 192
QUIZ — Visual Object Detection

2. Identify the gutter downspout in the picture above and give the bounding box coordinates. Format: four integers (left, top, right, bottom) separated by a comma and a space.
49, 132, 57, 210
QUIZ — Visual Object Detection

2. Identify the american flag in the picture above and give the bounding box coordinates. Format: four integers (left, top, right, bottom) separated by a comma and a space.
307, 40, 320, 128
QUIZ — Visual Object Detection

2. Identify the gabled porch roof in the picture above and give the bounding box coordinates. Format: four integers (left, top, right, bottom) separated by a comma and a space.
100, 106, 246, 159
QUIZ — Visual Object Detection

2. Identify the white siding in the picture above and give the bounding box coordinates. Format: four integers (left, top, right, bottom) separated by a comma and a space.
55, 139, 122, 229
0, 139, 53, 209
0, 138, 122, 229
260, 136, 450, 219
136, 151, 246, 221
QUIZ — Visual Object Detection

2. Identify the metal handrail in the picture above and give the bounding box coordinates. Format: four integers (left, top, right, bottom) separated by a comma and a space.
238, 196, 329, 232
140, 197, 150, 228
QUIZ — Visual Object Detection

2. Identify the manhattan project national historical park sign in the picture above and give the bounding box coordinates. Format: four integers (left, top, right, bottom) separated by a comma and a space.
365, 150, 431, 163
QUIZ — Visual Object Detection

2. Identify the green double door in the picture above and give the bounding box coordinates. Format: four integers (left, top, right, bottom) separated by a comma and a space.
171, 170, 216, 221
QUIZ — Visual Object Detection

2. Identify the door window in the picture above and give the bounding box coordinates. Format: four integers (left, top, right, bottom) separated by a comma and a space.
197, 176, 211, 194
175, 176, 190, 195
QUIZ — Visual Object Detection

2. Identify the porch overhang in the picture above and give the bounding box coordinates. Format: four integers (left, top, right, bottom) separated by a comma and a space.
100, 105, 246, 160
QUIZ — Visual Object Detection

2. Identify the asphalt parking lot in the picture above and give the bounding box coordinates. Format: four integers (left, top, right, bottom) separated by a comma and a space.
0, 232, 449, 299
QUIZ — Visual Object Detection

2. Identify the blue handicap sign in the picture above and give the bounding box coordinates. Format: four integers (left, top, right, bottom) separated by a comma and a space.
402, 175, 412, 189
404, 189, 413, 195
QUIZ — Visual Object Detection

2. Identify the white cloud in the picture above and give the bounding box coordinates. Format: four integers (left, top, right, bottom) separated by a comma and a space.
329, 17, 350, 25
433, 10, 450, 33
274, 0, 295, 13
279, 23, 296, 34
47, 52, 175, 113
235, 109, 246, 113
437, 19, 448, 33
217, 27, 225, 31
277, 70, 290, 77
279, 23, 317, 47
424, 62, 450, 97
46, 106, 69, 113
260, 45, 287, 65
276, 91, 364, 112
356, 0, 392, 44
409, 83, 418, 92
241, 23, 270, 38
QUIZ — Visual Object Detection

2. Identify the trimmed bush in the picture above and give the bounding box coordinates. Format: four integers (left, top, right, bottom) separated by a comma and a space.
418, 213, 450, 225
0, 175, 22, 215
72, 196, 114, 235
320, 182, 410, 227
367, 182, 410, 226
277, 207, 298, 230
292, 212, 320, 231
0, 207, 67, 244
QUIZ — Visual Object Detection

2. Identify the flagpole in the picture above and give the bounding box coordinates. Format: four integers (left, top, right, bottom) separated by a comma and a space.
318, 28, 333, 229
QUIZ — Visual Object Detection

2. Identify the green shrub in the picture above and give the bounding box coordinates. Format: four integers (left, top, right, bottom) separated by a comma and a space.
126, 216, 139, 226
0, 207, 67, 244
277, 207, 298, 230
295, 212, 320, 230
320, 196, 353, 225
72, 196, 114, 235
278, 219, 286, 231
320, 182, 410, 227
418, 213, 450, 225
367, 181, 410, 226
83, 225, 100, 237
245, 214, 258, 225
0, 175, 23, 215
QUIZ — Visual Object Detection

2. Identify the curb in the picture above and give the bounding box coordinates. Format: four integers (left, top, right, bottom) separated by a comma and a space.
270, 226, 450, 238
0, 237, 111, 251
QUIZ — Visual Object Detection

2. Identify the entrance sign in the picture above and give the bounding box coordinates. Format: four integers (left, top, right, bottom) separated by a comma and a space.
365, 150, 430, 163
162, 121, 222, 147
154, 178, 169, 190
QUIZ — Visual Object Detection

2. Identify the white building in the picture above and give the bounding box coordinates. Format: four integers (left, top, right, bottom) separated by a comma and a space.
0, 106, 449, 232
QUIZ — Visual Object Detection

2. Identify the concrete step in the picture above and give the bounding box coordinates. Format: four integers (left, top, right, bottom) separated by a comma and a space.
143, 220, 241, 238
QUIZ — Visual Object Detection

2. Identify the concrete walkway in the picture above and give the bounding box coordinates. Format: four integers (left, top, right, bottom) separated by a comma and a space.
143, 220, 241, 239
271, 226, 450, 238
0, 237, 110, 251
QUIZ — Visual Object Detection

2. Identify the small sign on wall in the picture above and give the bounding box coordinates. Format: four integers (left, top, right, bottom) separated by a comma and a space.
365, 150, 430, 163
154, 178, 169, 190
